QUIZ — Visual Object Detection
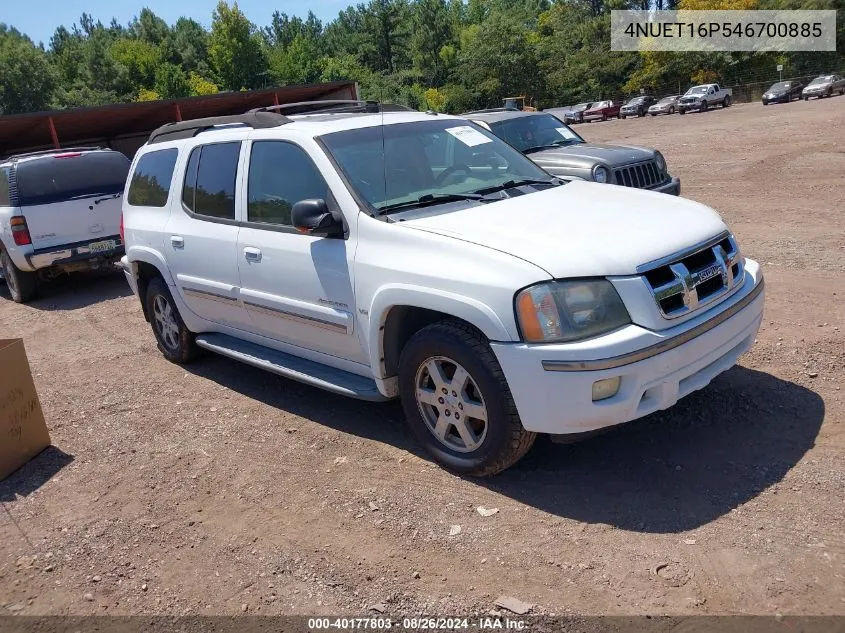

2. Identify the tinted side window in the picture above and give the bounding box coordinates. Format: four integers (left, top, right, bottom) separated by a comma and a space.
247, 142, 327, 226
182, 143, 240, 220
127, 149, 177, 207
0, 167, 10, 207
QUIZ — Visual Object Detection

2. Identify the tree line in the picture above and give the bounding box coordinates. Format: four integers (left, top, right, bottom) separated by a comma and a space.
1, 0, 843, 116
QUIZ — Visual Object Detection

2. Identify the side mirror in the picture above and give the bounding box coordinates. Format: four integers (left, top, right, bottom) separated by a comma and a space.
292, 199, 343, 238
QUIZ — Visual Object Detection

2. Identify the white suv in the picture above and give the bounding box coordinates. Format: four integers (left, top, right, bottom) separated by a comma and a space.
120, 102, 765, 476
0, 147, 130, 302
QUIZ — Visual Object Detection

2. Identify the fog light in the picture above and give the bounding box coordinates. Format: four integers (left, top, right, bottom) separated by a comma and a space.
592, 377, 621, 401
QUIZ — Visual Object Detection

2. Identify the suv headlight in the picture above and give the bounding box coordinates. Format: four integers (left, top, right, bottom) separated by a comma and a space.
515, 279, 631, 343
655, 151, 666, 174
592, 165, 609, 183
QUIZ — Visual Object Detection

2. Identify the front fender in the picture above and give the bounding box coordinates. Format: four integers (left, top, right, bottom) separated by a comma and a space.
368, 284, 514, 379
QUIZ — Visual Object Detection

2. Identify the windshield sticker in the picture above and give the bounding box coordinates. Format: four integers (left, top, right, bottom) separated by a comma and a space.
555, 127, 577, 140
446, 126, 492, 147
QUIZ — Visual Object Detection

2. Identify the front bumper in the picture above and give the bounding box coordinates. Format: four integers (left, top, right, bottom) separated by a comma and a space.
651, 176, 680, 195
26, 236, 124, 270
491, 259, 764, 435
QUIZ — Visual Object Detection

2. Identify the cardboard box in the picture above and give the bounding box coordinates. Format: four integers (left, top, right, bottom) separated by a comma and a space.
0, 339, 50, 481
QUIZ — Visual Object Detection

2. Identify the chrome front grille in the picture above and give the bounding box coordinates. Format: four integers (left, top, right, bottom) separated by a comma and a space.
640, 233, 744, 319
614, 161, 663, 189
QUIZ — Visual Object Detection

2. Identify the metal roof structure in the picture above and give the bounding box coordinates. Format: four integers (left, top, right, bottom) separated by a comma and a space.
0, 81, 358, 159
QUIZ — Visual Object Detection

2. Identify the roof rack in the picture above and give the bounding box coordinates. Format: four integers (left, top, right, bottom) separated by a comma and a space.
250, 100, 414, 116
148, 111, 289, 144
2, 146, 104, 161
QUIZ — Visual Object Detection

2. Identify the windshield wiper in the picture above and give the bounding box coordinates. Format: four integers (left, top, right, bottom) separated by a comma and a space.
94, 192, 122, 205
473, 178, 556, 196
376, 192, 485, 215
522, 140, 579, 154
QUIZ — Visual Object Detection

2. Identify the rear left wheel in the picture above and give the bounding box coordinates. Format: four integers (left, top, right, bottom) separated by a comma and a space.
145, 276, 198, 363
0, 249, 38, 303
398, 320, 536, 477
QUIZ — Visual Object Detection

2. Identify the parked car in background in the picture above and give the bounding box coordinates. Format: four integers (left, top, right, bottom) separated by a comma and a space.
620, 96, 657, 118
801, 74, 845, 100
583, 100, 621, 121
466, 109, 679, 195
762, 81, 804, 105
678, 84, 732, 114
543, 105, 574, 121
648, 96, 679, 116
121, 103, 761, 476
0, 147, 130, 303
562, 102, 592, 124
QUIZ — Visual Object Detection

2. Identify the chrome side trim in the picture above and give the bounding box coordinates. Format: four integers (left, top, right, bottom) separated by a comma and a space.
243, 301, 348, 334
542, 278, 764, 373
183, 287, 239, 305
636, 231, 730, 274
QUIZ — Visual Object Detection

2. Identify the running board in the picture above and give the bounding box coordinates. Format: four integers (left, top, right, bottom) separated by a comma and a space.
195, 333, 389, 402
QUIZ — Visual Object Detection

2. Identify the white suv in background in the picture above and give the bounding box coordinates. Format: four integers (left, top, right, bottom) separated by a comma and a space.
120, 102, 765, 476
0, 147, 130, 302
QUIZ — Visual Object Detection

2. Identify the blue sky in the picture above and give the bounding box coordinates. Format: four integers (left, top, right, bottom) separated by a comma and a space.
5, 0, 354, 46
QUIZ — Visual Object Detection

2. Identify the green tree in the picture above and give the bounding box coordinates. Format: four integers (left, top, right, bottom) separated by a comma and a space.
155, 63, 191, 98
0, 24, 57, 114
410, 0, 455, 86
209, 1, 268, 90
163, 18, 210, 75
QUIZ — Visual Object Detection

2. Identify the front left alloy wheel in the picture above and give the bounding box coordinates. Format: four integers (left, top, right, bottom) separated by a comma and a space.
398, 320, 536, 476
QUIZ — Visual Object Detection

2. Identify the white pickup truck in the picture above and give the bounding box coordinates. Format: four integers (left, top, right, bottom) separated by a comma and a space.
678, 84, 733, 114
0, 147, 130, 302
121, 103, 765, 475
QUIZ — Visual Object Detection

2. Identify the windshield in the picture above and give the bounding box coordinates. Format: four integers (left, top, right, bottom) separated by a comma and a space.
688, 86, 709, 95
809, 76, 831, 85
572, 103, 590, 112
320, 119, 552, 213
626, 97, 645, 105
769, 82, 789, 91
16, 151, 130, 207
658, 96, 676, 104
488, 114, 584, 154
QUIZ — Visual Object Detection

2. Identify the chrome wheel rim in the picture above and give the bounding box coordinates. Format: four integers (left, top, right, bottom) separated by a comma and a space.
414, 356, 488, 453
1, 253, 17, 296
152, 294, 180, 351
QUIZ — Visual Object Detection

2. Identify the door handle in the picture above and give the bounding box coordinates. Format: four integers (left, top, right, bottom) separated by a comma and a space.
244, 247, 262, 263
170, 236, 184, 249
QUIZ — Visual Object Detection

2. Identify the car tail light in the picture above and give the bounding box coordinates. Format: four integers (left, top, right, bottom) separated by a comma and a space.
10, 217, 32, 246
119, 213, 125, 243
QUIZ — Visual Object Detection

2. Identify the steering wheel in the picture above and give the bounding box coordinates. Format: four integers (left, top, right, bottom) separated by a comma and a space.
434, 164, 472, 185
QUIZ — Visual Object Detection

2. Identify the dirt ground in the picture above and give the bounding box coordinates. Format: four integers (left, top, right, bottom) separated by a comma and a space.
1, 99, 843, 618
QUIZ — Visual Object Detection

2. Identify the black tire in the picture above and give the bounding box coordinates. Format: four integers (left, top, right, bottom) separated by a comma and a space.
0, 248, 38, 303
825, 89, 832, 98
700, 101, 708, 112
679, 108, 686, 115
650, 113, 657, 116
669, 106, 675, 114
601, 113, 607, 121
620, 114, 626, 119
145, 276, 198, 363
723, 95, 731, 107
763, 100, 768, 106
804, 96, 809, 101
398, 320, 536, 477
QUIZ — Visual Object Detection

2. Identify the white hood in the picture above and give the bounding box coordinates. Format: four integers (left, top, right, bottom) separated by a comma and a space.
401, 181, 728, 278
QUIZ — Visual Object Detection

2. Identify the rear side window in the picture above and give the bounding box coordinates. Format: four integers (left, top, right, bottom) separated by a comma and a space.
127, 149, 178, 207
16, 151, 130, 207
182, 143, 240, 220
0, 167, 10, 207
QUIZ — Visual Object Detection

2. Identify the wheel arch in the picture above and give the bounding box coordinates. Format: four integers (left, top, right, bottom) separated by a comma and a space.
369, 285, 513, 380
126, 247, 174, 322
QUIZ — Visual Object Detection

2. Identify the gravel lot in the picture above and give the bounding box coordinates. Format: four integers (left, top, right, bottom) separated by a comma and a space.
1, 99, 843, 617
